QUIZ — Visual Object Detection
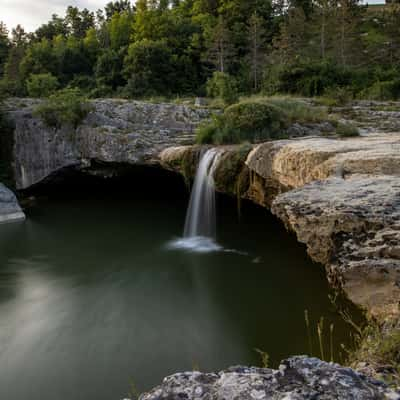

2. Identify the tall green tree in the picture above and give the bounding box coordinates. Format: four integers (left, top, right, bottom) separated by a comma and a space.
123, 39, 175, 96
0, 22, 10, 77
105, 1, 134, 20
247, 11, 267, 91
109, 11, 134, 49
207, 16, 234, 73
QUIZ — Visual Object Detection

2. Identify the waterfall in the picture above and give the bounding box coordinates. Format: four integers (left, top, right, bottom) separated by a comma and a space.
184, 148, 221, 239
167, 148, 223, 253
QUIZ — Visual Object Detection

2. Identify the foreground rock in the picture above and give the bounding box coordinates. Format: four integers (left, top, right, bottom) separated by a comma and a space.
0, 183, 25, 224
6, 99, 210, 189
139, 356, 399, 400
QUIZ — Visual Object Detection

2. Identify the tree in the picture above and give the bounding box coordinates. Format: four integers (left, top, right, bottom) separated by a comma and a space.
311, 0, 335, 60
247, 12, 267, 91
35, 15, 68, 40
273, 7, 309, 64
207, 16, 234, 73
382, 4, 400, 67
20, 39, 58, 80
95, 49, 125, 90
0, 22, 10, 77
65, 6, 95, 38
83, 28, 100, 59
26, 73, 59, 97
123, 39, 175, 96
105, 1, 134, 20
109, 11, 133, 49
11, 25, 28, 46
334, 0, 363, 67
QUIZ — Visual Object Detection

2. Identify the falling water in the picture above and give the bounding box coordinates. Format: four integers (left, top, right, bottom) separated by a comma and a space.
184, 148, 221, 238
167, 148, 223, 252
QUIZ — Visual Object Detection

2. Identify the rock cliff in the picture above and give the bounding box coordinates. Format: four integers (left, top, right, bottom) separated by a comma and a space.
6, 98, 209, 189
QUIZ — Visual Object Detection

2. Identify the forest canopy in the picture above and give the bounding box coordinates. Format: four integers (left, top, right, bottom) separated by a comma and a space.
0, 0, 400, 101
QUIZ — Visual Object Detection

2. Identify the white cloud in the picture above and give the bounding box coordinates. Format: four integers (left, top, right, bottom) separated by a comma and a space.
0, 0, 107, 33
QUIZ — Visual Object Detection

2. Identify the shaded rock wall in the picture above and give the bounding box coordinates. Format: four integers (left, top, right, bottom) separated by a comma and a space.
7, 99, 210, 189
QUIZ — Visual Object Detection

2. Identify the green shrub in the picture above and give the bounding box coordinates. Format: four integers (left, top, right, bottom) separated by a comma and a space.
206, 72, 239, 106
349, 321, 400, 385
197, 99, 287, 144
322, 86, 354, 106
265, 96, 330, 123
197, 97, 336, 144
362, 80, 400, 101
0, 79, 26, 97
336, 123, 359, 137
27, 73, 59, 98
265, 62, 353, 97
35, 88, 91, 129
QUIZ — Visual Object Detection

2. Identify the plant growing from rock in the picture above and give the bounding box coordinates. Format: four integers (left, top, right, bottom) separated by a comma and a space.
197, 97, 333, 144
34, 88, 91, 129
336, 122, 359, 137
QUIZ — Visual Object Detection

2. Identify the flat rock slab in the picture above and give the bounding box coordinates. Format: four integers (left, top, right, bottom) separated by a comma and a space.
0, 183, 25, 224
246, 134, 400, 189
139, 356, 399, 400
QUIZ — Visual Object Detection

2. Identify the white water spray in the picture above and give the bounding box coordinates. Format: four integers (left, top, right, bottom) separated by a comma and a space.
167, 148, 223, 253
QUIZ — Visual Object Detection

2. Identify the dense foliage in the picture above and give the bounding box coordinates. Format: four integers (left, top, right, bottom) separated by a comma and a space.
0, 1, 400, 100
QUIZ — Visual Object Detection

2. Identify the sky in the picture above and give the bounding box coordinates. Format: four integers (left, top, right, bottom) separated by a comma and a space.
0, 0, 387, 34
0, 0, 106, 32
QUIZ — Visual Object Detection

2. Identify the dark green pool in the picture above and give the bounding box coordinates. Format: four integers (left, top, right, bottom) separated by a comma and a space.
0, 170, 358, 400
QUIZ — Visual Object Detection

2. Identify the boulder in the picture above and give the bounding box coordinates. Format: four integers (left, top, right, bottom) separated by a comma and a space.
139, 356, 399, 400
0, 183, 25, 224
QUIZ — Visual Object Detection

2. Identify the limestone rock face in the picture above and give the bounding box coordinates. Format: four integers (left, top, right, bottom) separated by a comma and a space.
246, 135, 400, 193
139, 357, 399, 400
7, 99, 210, 189
0, 183, 25, 224
271, 176, 400, 317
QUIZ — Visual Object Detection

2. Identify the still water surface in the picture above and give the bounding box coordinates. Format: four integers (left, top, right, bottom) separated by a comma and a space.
0, 173, 357, 400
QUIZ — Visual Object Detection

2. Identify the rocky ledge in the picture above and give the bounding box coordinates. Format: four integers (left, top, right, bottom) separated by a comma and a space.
161, 134, 400, 318
139, 356, 399, 400
0, 183, 25, 224
5, 98, 210, 189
